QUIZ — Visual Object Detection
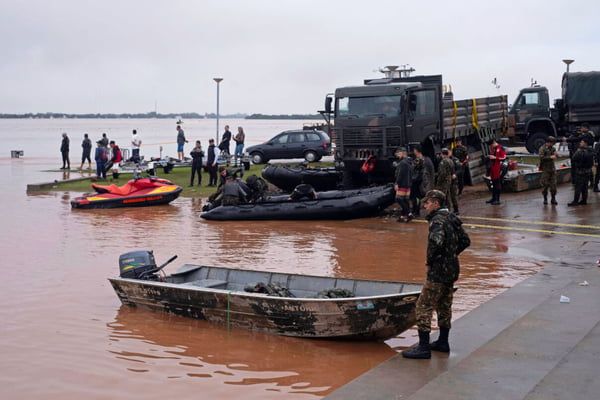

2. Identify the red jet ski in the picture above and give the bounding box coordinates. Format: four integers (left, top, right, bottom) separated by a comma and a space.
71, 176, 182, 209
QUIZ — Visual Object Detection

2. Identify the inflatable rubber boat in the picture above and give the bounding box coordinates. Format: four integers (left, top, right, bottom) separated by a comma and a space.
200, 184, 395, 221
261, 164, 342, 192
71, 176, 182, 209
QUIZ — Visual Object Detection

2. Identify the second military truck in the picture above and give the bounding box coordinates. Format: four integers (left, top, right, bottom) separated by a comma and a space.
508, 71, 600, 153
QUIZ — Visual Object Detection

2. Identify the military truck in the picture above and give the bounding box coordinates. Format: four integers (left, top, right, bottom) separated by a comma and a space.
320, 70, 508, 187
508, 71, 600, 153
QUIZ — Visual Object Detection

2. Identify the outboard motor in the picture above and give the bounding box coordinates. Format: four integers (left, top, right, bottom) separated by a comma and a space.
119, 250, 178, 280
119, 250, 158, 279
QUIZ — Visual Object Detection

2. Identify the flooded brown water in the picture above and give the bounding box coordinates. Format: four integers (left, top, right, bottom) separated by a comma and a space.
0, 155, 545, 399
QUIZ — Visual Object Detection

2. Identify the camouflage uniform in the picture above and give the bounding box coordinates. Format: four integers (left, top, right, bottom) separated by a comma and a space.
449, 156, 460, 213
415, 207, 470, 333
538, 143, 557, 201
435, 157, 455, 210
452, 143, 468, 195
421, 156, 435, 194
570, 143, 595, 205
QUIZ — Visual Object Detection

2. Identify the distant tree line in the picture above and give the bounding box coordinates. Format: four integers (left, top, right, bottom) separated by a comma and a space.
0, 112, 321, 119
246, 113, 322, 120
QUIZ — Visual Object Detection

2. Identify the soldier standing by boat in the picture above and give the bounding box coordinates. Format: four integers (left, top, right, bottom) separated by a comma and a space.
568, 137, 595, 206
402, 189, 470, 359
435, 148, 455, 210
538, 136, 558, 205
452, 138, 469, 196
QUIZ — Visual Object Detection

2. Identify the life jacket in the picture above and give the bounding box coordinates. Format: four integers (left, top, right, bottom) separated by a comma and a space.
361, 155, 376, 173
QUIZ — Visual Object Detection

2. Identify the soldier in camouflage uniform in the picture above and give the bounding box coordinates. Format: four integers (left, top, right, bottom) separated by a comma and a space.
448, 150, 461, 214
452, 139, 469, 195
435, 148, 455, 211
402, 190, 470, 359
568, 137, 595, 206
538, 136, 558, 205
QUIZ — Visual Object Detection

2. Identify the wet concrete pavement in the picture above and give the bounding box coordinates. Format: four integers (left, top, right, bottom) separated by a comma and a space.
325, 183, 600, 400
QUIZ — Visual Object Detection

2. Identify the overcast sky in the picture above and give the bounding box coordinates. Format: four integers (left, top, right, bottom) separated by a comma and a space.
1, 0, 599, 115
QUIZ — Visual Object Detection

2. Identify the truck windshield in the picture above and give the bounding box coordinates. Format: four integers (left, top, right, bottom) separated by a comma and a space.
337, 95, 401, 118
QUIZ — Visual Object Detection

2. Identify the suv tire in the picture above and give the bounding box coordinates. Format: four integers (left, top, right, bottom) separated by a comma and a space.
304, 150, 318, 163
251, 152, 266, 164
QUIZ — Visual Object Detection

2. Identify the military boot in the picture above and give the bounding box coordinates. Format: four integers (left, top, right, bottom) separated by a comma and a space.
402, 330, 431, 359
430, 327, 450, 353
543, 192, 548, 205
551, 194, 558, 205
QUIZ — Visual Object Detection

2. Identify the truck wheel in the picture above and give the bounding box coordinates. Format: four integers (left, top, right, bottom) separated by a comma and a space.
251, 152, 265, 164
526, 132, 549, 153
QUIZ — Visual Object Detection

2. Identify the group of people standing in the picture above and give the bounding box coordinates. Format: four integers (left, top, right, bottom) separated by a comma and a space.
61, 123, 249, 184
217, 125, 246, 165
183, 125, 246, 187
538, 123, 599, 207
394, 139, 469, 222
60, 131, 130, 178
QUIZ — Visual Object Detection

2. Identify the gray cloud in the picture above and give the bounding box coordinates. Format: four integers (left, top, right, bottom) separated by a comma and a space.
1, 0, 599, 114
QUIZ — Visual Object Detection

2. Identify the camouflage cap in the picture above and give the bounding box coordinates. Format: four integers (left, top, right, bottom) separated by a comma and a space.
546, 136, 556, 143
423, 189, 446, 203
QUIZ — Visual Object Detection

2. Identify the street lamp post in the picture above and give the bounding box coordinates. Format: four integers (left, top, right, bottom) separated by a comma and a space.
213, 78, 223, 144
562, 59, 574, 73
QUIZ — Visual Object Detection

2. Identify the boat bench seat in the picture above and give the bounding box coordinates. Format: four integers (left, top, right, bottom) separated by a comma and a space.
183, 279, 228, 289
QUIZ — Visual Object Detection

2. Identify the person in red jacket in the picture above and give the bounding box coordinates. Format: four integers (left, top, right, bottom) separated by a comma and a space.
487, 138, 506, 205
107, 140, 123, 178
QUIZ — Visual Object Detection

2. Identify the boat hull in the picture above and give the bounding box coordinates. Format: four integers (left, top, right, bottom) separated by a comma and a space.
200, 184, 395, 221
484, 165, 572, 192
108, 265, 422, 340
262, 164, 342, 192
71, 186, 182, 209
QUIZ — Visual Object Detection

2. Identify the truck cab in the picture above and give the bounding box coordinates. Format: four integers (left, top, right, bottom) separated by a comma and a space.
508, 86, 556, 153
327, 76, 442, 186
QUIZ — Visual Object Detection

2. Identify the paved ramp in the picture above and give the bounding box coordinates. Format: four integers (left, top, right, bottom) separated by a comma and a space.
325, 248, 599, 400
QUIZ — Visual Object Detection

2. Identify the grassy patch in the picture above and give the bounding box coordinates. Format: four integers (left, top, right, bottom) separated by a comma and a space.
46, 161, 334, 197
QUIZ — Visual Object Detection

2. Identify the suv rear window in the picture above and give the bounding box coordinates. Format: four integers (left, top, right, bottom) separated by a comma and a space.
305, 132, 321, 141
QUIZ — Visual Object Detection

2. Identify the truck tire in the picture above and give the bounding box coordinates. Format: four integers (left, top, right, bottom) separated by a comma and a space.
526, 132, 549, 153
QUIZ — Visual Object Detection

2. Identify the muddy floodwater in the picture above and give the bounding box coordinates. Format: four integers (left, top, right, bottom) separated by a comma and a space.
0, 120, 545, 399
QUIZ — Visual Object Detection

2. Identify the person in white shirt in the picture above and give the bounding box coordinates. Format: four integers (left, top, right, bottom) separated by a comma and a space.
131, 129, 142, 162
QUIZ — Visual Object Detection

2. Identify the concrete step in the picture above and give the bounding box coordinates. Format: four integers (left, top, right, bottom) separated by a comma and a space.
324, 264, 599, 400
405, 266, 600, 400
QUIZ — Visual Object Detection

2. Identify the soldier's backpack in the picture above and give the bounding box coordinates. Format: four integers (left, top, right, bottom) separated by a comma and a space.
449, 213, 471, 255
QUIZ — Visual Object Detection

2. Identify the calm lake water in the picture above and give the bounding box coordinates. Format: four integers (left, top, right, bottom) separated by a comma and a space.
0, 119, 543, 399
